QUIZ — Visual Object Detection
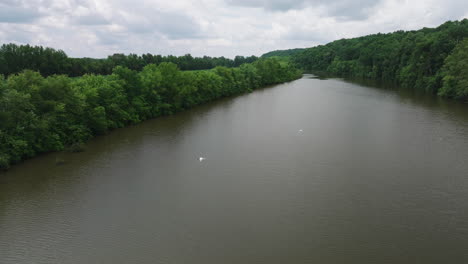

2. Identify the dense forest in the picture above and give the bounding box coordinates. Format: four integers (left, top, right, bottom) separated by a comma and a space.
0, 58, 301, 169
286, 20, 468, 100
261, 48, 306, 58
0, 43, 258, 77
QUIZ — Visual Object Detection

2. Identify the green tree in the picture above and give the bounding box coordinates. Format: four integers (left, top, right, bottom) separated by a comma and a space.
438, 39, 468, 99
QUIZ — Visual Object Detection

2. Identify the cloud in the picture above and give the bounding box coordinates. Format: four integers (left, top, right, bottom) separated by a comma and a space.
74, 15, 110, 26
225, 0, 382, 20
323, 0, 381, 20
225, 0, 305, 11
0, 1, 44, 23
0, 0, 466, 58
0, 24, 34, 43
114, 9, 203, 39
156, 12, 203, 39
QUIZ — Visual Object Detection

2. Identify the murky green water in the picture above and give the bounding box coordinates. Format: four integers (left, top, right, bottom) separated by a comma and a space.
1, 75, 468, 263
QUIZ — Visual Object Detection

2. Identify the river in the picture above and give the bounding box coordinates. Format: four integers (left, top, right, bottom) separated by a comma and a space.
1, 75, 468, 263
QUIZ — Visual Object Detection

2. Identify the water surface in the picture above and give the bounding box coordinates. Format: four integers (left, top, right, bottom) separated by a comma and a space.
1, 75, 468, 263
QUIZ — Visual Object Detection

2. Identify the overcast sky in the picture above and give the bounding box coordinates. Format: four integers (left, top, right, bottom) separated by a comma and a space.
0, 0, 467, 58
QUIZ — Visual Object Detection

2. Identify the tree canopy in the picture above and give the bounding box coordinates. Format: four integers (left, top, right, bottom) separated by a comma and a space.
290, 19, 468, 100
0, 58, 301, 169
0, 44, 258, 77
438, 38, 468, 99
261, 48, 306, 58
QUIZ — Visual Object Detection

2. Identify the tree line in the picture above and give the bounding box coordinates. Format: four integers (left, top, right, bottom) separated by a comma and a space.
289, 19, 468, 100
261, 48, 306, 58
0, 43, 258, 77
0, 58, 301, 169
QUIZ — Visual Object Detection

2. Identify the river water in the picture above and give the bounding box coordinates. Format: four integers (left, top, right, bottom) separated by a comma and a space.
1, 75, 468, 264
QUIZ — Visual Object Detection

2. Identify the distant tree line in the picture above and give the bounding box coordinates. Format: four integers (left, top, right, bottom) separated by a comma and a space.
290, 19, 468, 100
261, 48, 306, 58
0, 58, 301, 169
0, 43, 258, 77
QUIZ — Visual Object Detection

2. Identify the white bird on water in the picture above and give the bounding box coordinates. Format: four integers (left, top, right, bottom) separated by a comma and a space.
199, 157, 206, 162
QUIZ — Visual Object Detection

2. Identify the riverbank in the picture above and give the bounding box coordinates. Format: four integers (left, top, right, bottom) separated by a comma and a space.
0, 58, 302, 170
268, 20, 468, 101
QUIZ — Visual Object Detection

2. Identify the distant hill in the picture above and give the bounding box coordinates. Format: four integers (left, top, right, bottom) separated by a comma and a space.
261, 48, 306, 58
292, 19, 468, 100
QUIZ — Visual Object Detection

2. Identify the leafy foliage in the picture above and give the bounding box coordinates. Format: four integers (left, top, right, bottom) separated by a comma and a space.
292, 19, 468, 99
438, 39, 468, 99
261, 48, 306, 58
0, 58, 301, 169
0, 44, 258, 77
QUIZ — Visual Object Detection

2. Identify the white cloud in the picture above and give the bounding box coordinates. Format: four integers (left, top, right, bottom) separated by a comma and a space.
0, 0, 466, 58
0, 1, 44, 23
225, 0, 382, 20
